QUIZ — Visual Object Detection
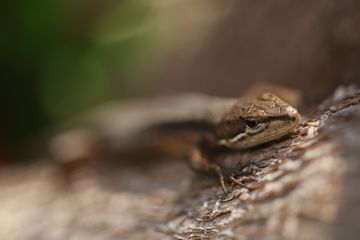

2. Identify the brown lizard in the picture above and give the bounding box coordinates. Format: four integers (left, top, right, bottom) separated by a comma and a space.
50, 92, 301, 193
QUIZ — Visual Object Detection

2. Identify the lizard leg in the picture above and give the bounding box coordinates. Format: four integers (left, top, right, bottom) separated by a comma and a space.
230, 162, 259, 188
229, 175, 256, 188
209, 163, 228, 195
190, 147, 228, 195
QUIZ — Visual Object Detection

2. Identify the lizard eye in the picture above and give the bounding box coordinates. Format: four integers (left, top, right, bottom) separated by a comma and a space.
245, 119, 259, 129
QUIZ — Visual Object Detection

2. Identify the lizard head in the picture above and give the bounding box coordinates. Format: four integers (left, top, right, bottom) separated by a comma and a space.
217, 93, 301, 149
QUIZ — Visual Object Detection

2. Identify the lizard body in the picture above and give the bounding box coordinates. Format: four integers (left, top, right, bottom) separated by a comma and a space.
51, 92, 301, 193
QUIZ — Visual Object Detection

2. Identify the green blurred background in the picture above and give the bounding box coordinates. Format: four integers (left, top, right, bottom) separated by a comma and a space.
1, 0, 171, 160
2, 0, 360, 161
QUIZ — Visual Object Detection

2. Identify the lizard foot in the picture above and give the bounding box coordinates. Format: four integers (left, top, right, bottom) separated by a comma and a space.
208, 163, 228, 195
229, 175, 257, 189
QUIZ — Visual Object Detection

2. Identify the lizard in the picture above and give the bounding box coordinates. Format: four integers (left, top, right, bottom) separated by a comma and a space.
50, 92, 301, 194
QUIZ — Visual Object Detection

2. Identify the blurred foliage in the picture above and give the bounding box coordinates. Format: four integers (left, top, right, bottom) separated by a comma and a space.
1, 0, 167, 159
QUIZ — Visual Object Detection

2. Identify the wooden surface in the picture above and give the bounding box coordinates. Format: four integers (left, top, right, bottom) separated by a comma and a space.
0, 85, 359, 240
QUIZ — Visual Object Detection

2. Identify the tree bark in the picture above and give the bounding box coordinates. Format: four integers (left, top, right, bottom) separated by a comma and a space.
0, 85, 359, 240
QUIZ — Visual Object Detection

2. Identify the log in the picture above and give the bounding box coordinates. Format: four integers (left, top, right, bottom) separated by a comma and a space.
0, 85, 359, 240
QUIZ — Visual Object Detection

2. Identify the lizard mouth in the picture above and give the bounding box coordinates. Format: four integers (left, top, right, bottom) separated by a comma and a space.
218, 113, 301, 149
